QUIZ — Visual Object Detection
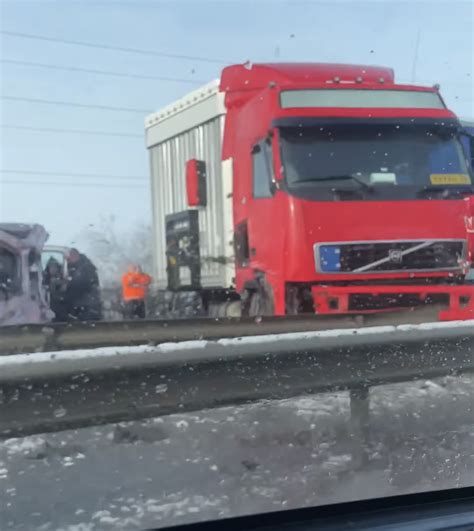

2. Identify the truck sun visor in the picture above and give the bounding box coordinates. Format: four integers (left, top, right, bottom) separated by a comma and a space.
280, 89, 445, 109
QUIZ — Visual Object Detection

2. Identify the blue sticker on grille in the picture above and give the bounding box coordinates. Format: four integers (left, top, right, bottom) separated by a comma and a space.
319, 245, 341, 272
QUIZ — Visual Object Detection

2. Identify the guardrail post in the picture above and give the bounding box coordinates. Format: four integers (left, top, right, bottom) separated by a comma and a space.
350, 386, 370, 467
41, 325, 58, 352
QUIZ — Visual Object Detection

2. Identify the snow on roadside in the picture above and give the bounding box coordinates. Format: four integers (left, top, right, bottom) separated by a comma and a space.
2, 373, 473, 530
2, 435, 46, 457
75, 494, 230, 530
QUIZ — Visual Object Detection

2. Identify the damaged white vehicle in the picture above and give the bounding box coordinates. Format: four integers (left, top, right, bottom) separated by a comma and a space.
0, 223, 54, 326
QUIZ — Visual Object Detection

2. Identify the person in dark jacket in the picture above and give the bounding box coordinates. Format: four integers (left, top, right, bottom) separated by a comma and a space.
43, 257, 68, 322
65, 248, 102, 321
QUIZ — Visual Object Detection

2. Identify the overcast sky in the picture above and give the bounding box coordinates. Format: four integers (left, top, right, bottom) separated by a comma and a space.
0, 0, 473, 244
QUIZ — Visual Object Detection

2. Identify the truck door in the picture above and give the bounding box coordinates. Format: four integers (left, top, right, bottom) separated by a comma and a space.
245, 138, 284, 314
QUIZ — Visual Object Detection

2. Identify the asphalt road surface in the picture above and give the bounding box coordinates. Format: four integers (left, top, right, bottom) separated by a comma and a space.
1, 374, 473, 530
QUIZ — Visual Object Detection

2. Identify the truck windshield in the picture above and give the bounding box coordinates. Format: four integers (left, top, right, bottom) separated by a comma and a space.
280, 122, 472, 199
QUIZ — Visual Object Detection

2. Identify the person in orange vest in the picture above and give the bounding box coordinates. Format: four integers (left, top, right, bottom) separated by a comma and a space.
121, 265, 152, 319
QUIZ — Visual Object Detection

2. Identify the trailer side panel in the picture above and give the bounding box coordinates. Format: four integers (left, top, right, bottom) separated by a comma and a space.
146, 84, 232, 289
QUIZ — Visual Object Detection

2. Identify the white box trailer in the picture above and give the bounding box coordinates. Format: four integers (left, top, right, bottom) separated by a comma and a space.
145, 81, 234, 291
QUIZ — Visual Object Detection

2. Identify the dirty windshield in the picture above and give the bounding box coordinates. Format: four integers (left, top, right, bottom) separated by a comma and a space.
1, 0, 473, 530
280, 122, 472, 199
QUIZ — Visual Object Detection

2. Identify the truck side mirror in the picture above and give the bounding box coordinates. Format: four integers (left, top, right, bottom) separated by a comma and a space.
186, 159, 207, 207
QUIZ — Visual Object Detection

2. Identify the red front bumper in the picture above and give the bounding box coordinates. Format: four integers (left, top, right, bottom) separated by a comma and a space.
311, 284, 474, 321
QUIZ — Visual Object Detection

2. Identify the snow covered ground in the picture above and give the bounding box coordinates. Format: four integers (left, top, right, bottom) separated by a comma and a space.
1, 374, 473, 530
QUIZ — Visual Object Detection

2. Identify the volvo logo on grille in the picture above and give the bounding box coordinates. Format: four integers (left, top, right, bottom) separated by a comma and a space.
388, 249, 403, 264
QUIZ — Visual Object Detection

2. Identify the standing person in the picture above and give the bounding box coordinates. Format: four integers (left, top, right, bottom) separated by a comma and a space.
65, 248, 102, 321
121, 265, 152, 319
43, 257, 68, 322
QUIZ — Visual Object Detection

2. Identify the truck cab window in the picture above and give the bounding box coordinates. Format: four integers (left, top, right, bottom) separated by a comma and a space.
252, 143, 273, 198
0, 247, 19, 297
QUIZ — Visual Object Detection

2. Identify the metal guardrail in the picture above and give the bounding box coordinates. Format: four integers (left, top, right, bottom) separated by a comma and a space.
0, 307, 445, 355
1, 319, 474, 466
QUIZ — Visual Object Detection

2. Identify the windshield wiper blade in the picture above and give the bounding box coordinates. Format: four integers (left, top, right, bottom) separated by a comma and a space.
296, 175, 373, 191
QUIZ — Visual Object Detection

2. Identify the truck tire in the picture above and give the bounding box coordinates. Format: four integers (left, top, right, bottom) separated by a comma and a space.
223, 300, 242, 318
208, 301, 242, 318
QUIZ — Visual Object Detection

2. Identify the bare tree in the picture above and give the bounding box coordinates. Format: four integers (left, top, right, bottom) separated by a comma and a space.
76, 215, 152, 288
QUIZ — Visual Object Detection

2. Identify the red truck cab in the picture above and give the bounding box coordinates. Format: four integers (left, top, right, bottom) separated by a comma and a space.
220, 63, 474, 319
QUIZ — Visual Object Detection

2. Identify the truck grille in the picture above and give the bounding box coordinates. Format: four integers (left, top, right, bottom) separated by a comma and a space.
317, 240, 465, 273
